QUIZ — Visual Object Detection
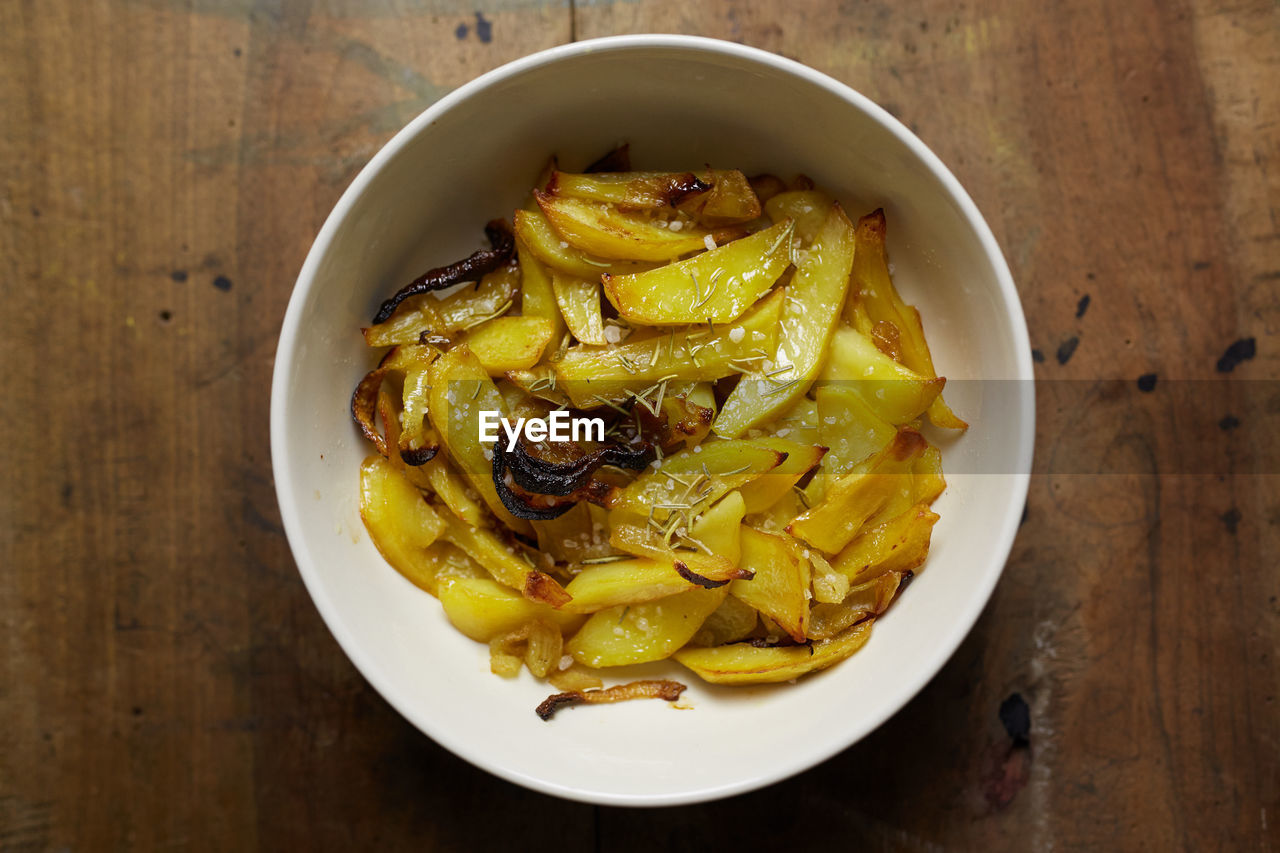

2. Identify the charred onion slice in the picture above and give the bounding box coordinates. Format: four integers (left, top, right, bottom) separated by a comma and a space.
507, 439, 654, 497
535, 679, 687, 721
675, 563, 732, 589
371, 219, 515, 324
491, 444, 621, 521
351, 368, 389, 456
491, 447, 575, 521
583, 143, 631, 174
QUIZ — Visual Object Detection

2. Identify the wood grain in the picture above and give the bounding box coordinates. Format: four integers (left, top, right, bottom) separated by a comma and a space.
1, 0, 1276, 850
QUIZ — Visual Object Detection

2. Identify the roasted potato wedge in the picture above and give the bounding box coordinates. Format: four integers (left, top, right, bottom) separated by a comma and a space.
674, 620, 874, 685
729, 527, 810, 643
551, 273, 607, 345
833, 503, 939, 583
819, 326, 944, 425
714, 203, 856, 438
553, 288, 784, 406
788, 428, 927, 554
463, 315, 554, 374
566, 586, 727, 667
601, 221, 793, 325
846, 208, 966, 430
536, 192, 739, 262
358, 455, 447, 589
440, 577, 584, 642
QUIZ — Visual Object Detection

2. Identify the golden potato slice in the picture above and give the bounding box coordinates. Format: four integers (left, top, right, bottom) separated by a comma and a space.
735, 439, 826, 514
359, 455, 447, 588
610, 439, 786, 521
689, 490, 746, 566
729, 527, 810, 642
787, 428, 927, 554
551, 273, 607, 345
912, 445, 946, 505
819, 326, 944, 425
764, 189, 834, 243
513, 207, 651, 279
601, 221, 793, 325
462, 315, 554, 374
674, 619, 874, 685
846, 208, 966, 429
546, 169, 712, 208
440, 514, 570, 607
536, 192, 738, 262
362, 264, 519, 347
833, 503, 939, 584
814, 382, 896, 476
680, 169, 762, 224
714, 203, 857, 438
515, 237, 566, 342
426, 344, 532, 535
553, 288, 784, 406
439, 577, 583, 642
563, 558, 715, 613
418, 454, 485, 528
608, 520, 743, 583
690, 593, 760, 647
566, 586, 727, 667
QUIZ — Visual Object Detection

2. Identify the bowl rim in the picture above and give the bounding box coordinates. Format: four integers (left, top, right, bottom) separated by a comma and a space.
270, 33, 1035, 807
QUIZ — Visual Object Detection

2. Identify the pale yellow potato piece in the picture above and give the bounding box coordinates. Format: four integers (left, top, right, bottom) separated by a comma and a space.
832, 503, 939, 584
566, 586, 728, 667
787, 428, 927, 554
735, 439, 827, 514
845, 208, 966, 429
764, 189, 834, 243
547, 169, 711, 208
819, 326, 944, 426
675, 620, 874, 685
440, 514, 569, 607
714, 203, 857, 438
439, 577, 584, 642
512, 207, 650, 278
462, 315, 554, 374
602, 221, 793, 325
814, 382, 896, 476
912, 445, 946, 505
690, 594, 760, 647
536, 192, 734, 261
553, 289, 784, 406
551, 273, 607, 345
610, 439, 786, 521
426, 344, 532, 535
515, 237, 565, 341
729, 527, 810, 642
359, 455, 447, 588
563, 558, 707, 613
689, 490, 746, 566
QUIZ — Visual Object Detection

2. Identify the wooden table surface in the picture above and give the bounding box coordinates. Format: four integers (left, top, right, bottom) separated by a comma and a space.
3, 1, 1277, 849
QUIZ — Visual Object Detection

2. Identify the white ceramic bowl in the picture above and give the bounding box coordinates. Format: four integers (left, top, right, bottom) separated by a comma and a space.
271, 35, 1034, 806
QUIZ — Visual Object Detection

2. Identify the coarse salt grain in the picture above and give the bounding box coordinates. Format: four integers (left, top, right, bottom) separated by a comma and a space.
558, 241, 568, 249
703, 234, 717, 251
668, 220, 684, 232
603, 325, 622, 344
558, 655, 573, 671
693, 445, 702, 453
728, 326, 745, 343
776, 428, 791, 437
